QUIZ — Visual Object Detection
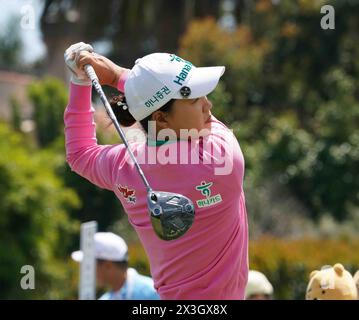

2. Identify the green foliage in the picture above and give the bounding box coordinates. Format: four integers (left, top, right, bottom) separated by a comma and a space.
0, 77, 125, 298
0, 17, 22, 70
264, 102, 359, 221
28, 78, 68, 148
208, 81, 232, 123
10, 97, 22, 131
0, 122, 80, 299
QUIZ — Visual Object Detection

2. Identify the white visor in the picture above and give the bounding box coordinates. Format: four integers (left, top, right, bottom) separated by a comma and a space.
124, 53, 226, 121
172, 66, 225, 99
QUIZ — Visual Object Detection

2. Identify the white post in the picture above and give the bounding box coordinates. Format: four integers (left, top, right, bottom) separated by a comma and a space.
79, 221, 97, 300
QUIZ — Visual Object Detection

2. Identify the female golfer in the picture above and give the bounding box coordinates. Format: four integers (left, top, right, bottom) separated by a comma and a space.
64, 42, 248, 299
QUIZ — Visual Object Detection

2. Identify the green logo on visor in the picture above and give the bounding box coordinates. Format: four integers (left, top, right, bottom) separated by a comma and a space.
170, 54, 193, 86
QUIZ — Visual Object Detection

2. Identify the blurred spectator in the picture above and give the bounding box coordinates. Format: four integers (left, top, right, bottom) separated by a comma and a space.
245, 270, 274, 300
72, 232, 159, 300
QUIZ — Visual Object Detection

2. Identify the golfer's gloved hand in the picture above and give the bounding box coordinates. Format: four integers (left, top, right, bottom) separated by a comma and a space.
64, 42, 94, 86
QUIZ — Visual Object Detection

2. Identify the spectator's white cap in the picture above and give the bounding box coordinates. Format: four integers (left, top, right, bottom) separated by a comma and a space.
71, 232, 128, 262
245, 270, 274, 298
124, 53, 225, 121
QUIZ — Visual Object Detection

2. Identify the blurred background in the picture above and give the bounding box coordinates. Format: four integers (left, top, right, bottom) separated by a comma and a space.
0, 0, 358, 300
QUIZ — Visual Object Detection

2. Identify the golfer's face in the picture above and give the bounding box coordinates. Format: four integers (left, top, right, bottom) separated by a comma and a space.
166, 96, 213, 134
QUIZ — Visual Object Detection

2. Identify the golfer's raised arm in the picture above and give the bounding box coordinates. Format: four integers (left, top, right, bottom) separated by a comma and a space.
63, 43, 128, 191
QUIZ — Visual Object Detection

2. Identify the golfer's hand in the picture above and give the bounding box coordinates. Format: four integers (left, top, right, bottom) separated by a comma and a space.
75, 51, 124, 88
64, 42, 94, 86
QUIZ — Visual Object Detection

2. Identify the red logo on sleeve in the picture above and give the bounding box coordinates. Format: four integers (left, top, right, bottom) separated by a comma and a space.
117, 185, 136, 204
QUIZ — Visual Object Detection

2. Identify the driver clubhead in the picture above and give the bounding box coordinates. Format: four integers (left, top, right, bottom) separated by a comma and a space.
147, 191, 195, 241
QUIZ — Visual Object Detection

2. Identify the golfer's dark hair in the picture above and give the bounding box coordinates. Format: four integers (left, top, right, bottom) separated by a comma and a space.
109, 93, 174, 134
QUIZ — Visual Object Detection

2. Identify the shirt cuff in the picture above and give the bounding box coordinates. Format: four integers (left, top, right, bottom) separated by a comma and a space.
69, 82, 92, 110
117, 69, 130, 92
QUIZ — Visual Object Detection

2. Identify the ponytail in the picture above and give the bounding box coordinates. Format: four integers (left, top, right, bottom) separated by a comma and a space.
109, 94, 136, 127
108, 93, 175, 134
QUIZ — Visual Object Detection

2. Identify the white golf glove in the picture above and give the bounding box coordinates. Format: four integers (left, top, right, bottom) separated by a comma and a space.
64, 42, 94, 86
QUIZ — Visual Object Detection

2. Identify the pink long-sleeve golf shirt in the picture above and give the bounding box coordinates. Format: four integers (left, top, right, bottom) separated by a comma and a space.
64, 82, 248, 300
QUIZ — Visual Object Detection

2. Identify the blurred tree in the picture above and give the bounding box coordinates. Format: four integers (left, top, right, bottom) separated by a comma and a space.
0, 17, 22, 71
40, 0, 223, 78
246, 0, 359, 221
242, 0, 359, 119
27, 77, 67, 148
10, 97, 22, 132
179, 17, 269, 119
0, 122, 80, 299
264, 80, 359, 221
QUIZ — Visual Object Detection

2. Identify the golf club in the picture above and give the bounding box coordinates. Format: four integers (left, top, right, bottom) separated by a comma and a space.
84, 65, 195, 241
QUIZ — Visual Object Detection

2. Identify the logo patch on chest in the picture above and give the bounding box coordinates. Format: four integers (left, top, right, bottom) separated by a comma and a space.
117, 185, 136, 204
195, 181, 223, 208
